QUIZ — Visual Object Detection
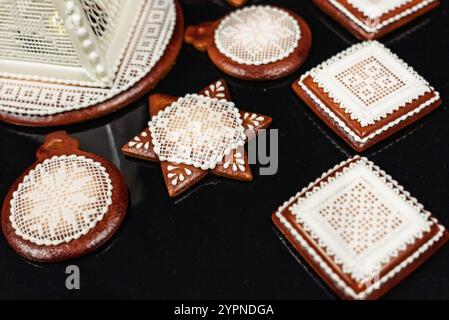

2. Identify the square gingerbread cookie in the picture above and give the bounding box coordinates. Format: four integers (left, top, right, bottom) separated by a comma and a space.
292, 41, 441, 152
272, 156, 448, 300
313, 0, 440, 40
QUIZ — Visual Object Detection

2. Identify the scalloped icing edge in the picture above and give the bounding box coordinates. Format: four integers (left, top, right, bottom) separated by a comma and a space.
148, 93, 247, 171
0, 1, 146, 88
347, 0, 414, 19
274, 155, 446, 300
289, 157, 432, 283
328, 0, 438, 33
298, 76, 440, 145
308, 41, 435, 127
0, 0, 176, 117
214, 5, 302, 66
9, 155, 114, 247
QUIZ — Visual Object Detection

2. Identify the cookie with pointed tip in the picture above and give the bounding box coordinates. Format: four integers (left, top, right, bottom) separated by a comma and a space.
122, 80, 272, 197
185, 5, 312, 81
1, 131, 128, 262
227, 0, 248, 7
313, 0, 440, 40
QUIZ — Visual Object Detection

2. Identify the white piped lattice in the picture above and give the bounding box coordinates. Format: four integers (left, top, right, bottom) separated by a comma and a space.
329, 0, 438, 33
347, 0, 413, 19
318, 178, 405, 257
149, 94, 246, 170
0, 0, 176, 116
214, 5, 301, 66
10, 155, 113, 246
274, 156, 445, 299
0, 0, 80, 67
80, 0, 121, 50
310, 41, 431, 127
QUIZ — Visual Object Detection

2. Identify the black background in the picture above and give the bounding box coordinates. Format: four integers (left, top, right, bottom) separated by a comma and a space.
0, 0, 448, 300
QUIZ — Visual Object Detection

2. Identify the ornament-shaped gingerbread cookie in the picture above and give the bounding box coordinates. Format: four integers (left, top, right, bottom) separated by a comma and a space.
185, 5, 312, 81
1, 131, 128, 262
122, 80, 272, 197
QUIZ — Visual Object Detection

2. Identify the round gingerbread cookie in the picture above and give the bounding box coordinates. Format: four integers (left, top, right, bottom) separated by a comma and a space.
0, 0, 184, 127
185, 5, 312, 81
1, 131, 128, 262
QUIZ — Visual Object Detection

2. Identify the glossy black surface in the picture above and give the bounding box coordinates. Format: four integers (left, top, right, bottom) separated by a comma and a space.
0, 0, 448, 300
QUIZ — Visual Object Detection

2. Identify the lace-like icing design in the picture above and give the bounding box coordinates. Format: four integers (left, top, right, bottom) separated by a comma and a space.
214, 5, 301, 66
0, 0, 176, 116
149, 94, 246, 170
274, 156, 445, 299
310, 41, 432, 127
80, 0, 119, 39
318, 178, 405, 256
334, 57, 406, 107
347, 0, 413, 19
0, 0, 80, 67
329, 0, 438, 33
10, 155, 113, 247
290, 158, 432, 282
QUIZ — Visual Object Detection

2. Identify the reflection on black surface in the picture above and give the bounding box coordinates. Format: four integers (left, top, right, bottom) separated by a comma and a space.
0, 0, 448, 300
272, 227, 337, 300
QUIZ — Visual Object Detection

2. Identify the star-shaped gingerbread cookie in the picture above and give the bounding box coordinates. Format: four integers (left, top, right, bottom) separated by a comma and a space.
122, 80, 272, 197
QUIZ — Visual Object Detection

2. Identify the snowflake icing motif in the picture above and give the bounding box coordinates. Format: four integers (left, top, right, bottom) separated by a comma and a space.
10, 155, 113, 246
215, 6, 301, 65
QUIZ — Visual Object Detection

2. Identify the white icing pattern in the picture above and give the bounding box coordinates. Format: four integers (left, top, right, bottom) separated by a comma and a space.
10, 155, 113, 246
167, 165, 193, 186
214, 5, 301, 65
311, 41, 431, 127
0, 0, 176, 116
243, 112, 265, 130
347, 0, 413, 19
128, 130, 151, 151
223, 150, 246, 172
149, 94, 246, 170
203, 80, 226, 99
329, 0, 438, 33
275, 156, 445, 299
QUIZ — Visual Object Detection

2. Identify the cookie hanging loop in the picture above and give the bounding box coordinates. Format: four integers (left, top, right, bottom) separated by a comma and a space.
36, 131, 80, 160
185, 22, 217, 52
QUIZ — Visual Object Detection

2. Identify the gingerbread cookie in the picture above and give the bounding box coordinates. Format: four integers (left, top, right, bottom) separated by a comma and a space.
1, 132, 128, 262
293, 41, 441, 152
0, 0, 184, 127
227, 0, 248, 7
313, 0, 440, 40
185, 5, 312, 81
122, 80, 272, 197
273, 156, 448, 300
